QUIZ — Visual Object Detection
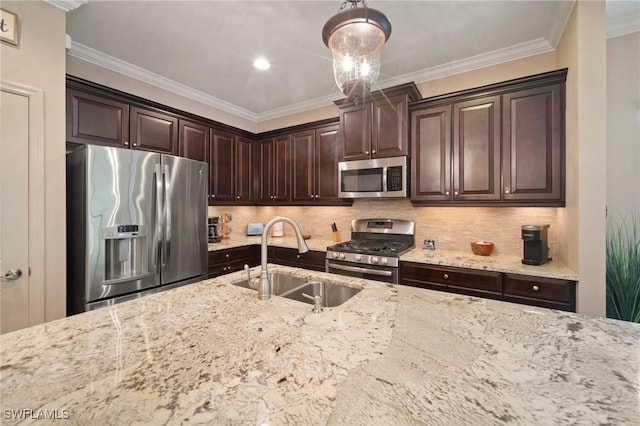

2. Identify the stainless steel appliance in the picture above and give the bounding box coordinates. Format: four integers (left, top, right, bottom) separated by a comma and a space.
209, 217, 221, 243
66, 145, 208, 314
521, 224, 551, 265
326, 219, 415, 283
338, 156, 408, 198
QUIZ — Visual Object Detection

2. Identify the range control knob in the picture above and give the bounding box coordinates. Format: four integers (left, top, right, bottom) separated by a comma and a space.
370, 257, 379, 264
339, 253, 346, 260
355, 255, 362, 262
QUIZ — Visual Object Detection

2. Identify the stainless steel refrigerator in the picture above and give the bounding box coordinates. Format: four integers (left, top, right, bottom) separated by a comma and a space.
66, 145, 208, 314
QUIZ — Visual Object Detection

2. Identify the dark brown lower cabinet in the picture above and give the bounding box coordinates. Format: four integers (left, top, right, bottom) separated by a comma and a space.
503, 273, 576, 312
401, 262, 576, 312
207, 246, 260, 278
401, 262, 503, 300
269, 247, 326, 272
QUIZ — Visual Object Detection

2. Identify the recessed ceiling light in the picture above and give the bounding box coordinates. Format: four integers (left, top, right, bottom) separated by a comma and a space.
253, 58, 270, 70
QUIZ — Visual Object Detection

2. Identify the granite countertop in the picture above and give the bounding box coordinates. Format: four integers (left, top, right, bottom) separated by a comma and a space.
209, 236, 579, 280
1, 265, 638, 424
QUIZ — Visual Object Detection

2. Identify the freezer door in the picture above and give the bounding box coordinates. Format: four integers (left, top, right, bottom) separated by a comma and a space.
79, 146, 161, 305
160, 155, 208, 285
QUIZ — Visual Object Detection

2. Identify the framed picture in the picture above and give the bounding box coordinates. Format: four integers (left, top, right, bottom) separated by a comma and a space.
1, 8, 18, 46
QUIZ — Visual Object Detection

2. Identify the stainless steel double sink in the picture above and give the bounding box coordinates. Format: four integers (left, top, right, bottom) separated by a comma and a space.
232, 272, 360, 308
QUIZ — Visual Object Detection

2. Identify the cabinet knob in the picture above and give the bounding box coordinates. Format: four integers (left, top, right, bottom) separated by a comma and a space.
532, 285, 540, 291
443, 273, 449, 279
123, 141, 129, 146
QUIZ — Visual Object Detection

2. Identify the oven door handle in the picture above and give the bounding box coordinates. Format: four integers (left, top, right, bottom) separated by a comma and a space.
329, 263, 393, 277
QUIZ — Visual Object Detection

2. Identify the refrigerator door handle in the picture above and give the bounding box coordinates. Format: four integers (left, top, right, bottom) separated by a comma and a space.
153, 163, 163, 272
162, 164, 171, 271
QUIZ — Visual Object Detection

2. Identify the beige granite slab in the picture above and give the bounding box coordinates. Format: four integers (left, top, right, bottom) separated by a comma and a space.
209, 238, 578, 281
0, 266, 637, 424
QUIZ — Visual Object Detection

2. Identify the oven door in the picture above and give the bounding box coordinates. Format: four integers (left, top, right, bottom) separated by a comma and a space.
326, 259, 398, 284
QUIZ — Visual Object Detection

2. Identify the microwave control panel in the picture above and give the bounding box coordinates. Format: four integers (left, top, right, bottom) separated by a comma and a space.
387, 166, 403, 191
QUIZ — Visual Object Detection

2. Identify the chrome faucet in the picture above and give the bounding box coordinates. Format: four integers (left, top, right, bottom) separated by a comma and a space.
259, 217, 309, 300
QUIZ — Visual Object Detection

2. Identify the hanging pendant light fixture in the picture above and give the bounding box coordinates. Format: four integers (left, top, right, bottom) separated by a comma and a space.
322, 0, 391, 100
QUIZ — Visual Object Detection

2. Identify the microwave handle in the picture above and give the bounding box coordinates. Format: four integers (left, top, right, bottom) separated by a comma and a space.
382, 166, 388, 191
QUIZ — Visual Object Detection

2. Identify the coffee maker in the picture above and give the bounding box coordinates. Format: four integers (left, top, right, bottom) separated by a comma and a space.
208, 217, 221, 243
521, 225, 550, 265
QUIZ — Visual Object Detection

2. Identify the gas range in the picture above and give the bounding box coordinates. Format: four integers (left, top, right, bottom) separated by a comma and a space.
326, 219, 415, 283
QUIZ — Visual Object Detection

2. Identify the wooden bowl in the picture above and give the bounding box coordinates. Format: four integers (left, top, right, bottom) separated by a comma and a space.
471, 241, 494, 256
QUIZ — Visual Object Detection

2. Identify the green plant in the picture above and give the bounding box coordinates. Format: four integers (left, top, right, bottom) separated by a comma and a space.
606, 210, 640, 322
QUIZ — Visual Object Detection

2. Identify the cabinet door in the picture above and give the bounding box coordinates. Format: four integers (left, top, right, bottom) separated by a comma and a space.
314, 124, 342, 201
411, 105, 452, 202
502, 84, 564, 204
273, 135, 292, 203
372, 93, 409, 158
130, 106, 178, 154
291, 130, 315, 202
256, 138, 274, 204
178, 119, 208, 162
235, 137, 253, 203
340, 103, 371, 160
66, 89, 130, 147
453, 96, 501, 201
209, 130, 235, 203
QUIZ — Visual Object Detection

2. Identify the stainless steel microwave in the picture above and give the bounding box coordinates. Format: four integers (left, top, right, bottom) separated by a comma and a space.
338, 156, 408, 199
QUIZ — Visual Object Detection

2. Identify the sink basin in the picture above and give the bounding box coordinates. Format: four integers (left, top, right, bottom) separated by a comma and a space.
232, 272, 360, 307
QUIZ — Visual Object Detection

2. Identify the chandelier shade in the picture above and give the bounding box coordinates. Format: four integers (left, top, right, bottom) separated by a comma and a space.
322, 1, 391, 99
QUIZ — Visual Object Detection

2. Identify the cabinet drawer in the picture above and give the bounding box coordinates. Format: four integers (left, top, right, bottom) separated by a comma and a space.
503, 274, 576, 309
273, 247, 325, 264
208, 246, 259, 266
401, 263, 502, 297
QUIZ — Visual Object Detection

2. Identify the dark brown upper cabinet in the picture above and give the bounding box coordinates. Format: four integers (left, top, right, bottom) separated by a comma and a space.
67, 84, 178, 154
502, 84, 564, 204
129, 106, 178, 154
337, 83, 421, 161
178, 119, 209, 162
410, 68, 567, 207
209, 129, 235, 203
452, 95, 502, 202
256, 135, 292, 204
291, 124, 345, 204
208, 131, 253, 205
66, 88, 130, 148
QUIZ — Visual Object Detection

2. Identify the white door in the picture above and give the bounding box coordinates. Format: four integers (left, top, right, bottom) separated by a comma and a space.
0, 83, 44, 334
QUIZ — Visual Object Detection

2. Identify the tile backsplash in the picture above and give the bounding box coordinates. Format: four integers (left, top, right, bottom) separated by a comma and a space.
209, 199, 560, 259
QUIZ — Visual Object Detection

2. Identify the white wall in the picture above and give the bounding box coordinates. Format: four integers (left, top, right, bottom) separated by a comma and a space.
607, 32, 640, 218
0, 1, 67, 321
557, 1, 608, 316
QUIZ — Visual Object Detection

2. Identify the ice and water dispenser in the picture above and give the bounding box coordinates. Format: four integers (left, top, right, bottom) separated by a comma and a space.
102, 225, 149, 282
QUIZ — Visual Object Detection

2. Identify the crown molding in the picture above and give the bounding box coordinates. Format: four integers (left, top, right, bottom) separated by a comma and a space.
67, 41, 258, 122
607, 11, 640, 39
68, 37, 554, 123
548, 0, 576, 47
44, 0, 87, 13
378, 38, 554, 90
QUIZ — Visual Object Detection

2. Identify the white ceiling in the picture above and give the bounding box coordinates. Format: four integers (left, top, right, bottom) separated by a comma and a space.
62, 0, 638, 123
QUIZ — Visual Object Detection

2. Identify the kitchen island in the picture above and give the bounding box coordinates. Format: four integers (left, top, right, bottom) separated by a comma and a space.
1, 265, 638, 425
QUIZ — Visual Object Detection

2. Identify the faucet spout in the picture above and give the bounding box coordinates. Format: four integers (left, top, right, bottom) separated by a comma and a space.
259, 217, 309, 300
